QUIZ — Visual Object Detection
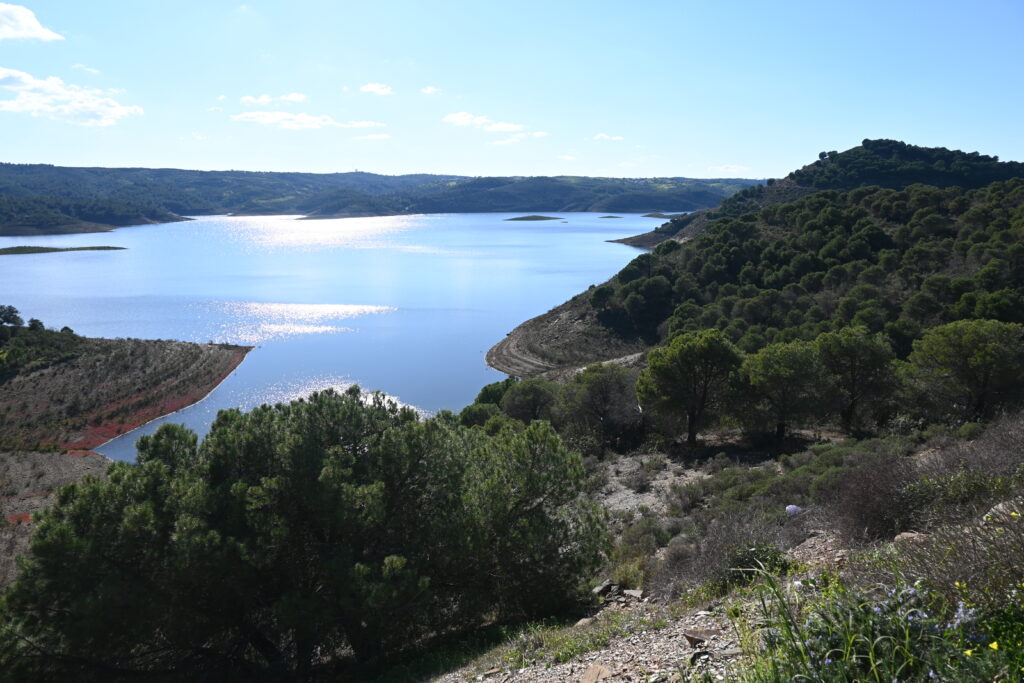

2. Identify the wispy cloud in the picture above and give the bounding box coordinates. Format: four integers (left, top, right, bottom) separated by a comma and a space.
593, 133, 624, 141
443, 111, 489, 127
240, 92, 306, 105
420, 86, 440, 95
559, 155, 575, 161
354, 133, 391, 140
360, 82, 393, 95
0, 3, 63, 41
444, 111, 547, 143
71, 63, 100, 75
0, 66, 142, 126
707, 164, 751, 174
492, 131, 549, 145
231, 111, 385, 130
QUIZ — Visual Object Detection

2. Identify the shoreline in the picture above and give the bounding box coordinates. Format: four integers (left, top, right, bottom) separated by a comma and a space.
91, 346, 250, 454
69, 345, 251, 452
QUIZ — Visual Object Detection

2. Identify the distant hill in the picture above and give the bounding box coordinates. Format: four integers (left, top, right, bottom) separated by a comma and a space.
0, 163, 757, 235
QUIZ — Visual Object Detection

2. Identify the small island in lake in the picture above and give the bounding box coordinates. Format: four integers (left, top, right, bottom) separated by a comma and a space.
600, 215, 622, 218
0, 246, 126, 256
504, 215, 561, 221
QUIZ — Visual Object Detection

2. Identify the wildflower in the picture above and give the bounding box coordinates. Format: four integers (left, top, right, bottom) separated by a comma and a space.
990, 641, 999, 650
965, 649, 974, 657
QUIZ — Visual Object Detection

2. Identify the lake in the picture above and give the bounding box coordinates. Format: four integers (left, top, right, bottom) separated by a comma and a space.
0, 213, 658, 460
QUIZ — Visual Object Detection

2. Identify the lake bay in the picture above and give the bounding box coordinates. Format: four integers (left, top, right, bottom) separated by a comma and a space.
0, 213, 657, 460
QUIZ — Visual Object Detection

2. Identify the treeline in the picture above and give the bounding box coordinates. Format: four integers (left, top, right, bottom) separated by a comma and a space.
464, 319, 1024, 455
0, 195, 179, 232
652, 138, 1024, 243
789, 138, 1024, 191
0, 163, 757, 233
0, 306, 80, 376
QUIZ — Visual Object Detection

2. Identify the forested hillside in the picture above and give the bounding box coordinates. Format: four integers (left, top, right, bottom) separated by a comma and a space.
0, 163, 756, 234
629, 139, 1024, 246
498, 140, 1024, 373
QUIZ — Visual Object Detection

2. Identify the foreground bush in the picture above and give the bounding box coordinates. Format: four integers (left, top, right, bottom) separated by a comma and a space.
729, 573, 1023, 683
0, 388, 608, 681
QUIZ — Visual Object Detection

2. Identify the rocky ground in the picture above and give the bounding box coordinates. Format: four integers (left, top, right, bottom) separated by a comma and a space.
433, 525, 850, 683
431, 450, 851, 683
486, 296, 649, 379
0, 450, 111, 586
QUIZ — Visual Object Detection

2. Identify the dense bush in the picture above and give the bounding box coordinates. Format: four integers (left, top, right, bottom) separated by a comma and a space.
0, 388, 608, 680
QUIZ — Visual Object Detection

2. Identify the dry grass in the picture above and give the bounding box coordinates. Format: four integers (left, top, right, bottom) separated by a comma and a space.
0, 338, 248, 450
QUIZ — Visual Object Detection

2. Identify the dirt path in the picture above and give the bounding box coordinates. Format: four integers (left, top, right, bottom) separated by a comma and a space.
486, 334, 560, 377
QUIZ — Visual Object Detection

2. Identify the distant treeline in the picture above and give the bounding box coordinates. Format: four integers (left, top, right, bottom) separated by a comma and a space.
0, 163, 758, 234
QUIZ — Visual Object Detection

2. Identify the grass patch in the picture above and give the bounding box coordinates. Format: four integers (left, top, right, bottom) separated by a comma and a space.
726, 570, 1023, 682
502, 608, 670, 668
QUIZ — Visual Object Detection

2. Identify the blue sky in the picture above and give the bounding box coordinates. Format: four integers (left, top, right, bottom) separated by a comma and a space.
1, 0, 1022, 178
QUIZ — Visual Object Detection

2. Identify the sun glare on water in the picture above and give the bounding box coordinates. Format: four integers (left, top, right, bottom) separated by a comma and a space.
221, 214, 422, 250
207, 301, 396, 344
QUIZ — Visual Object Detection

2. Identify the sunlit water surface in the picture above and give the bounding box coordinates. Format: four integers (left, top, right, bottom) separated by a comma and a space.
0, 213, 660, 460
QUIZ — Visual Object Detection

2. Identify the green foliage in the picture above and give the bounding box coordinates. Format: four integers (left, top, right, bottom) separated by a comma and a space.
0, 305, 23, 327
814, 326, 896, 434
900, 319, 1024, 421
555, 363, 642, 454
501, 609, 670, 669
458, 401, 501, 427
740, 340, 831, 440
473, 377, 518, 407
788, 138, 1024, 191
637, 329, 742, 445
712, 543, 789, 593
499, 377, 558, 423
0, 312, 83, 376
590, 149, 1024, 359
0, 388, 608, 679
731, 574, 1019, 682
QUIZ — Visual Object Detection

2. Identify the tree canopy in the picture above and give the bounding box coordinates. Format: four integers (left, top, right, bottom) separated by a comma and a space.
636, 329, 742, 445
0, 388, 607, 680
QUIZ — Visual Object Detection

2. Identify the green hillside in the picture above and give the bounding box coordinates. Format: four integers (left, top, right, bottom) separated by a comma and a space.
0, 163, 757, 234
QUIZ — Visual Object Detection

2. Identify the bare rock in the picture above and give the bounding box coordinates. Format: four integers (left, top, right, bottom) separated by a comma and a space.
579, 663, 612, 682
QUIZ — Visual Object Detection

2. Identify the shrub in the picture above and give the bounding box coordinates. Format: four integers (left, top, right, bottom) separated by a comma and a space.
731, 574, 1019, 682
